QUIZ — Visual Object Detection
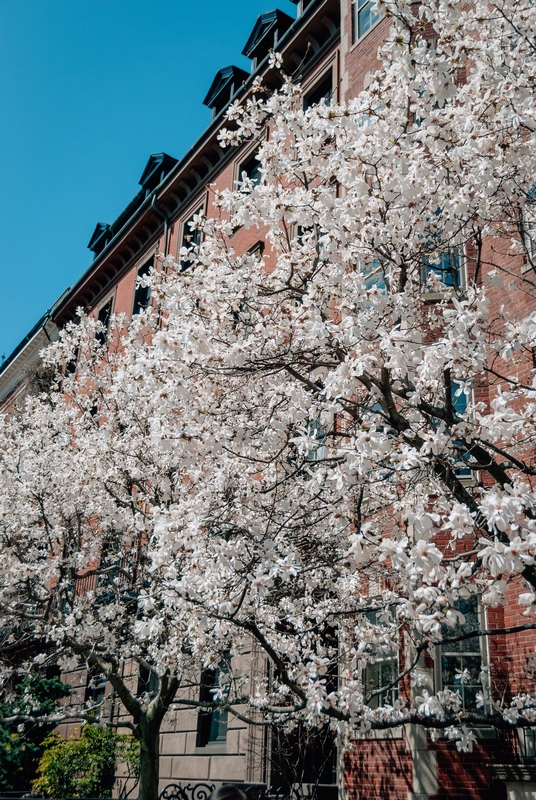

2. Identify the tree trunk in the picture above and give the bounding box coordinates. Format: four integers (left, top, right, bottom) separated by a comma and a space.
138, 716, 162, 800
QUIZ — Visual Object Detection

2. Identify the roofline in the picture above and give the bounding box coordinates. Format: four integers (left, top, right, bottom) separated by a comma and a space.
3, 0, 338, 370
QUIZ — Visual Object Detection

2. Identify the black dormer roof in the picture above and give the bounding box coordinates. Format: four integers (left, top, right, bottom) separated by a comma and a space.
139, 152, 178, 194
242, 9, 294, 62
87, 222, 112, 256
203, 66, 249, 116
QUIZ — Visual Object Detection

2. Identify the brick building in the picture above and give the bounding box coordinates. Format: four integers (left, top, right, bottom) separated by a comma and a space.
1, 1, 535, 800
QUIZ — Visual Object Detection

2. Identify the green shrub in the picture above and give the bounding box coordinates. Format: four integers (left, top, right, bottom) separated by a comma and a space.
0, 672, 71, 792
32, 724, 140, 798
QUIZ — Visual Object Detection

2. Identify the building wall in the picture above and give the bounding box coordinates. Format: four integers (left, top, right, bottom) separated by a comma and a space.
3, 1, 536, 799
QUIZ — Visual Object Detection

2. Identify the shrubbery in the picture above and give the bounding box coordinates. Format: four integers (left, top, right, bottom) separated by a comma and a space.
32, 724, 140, 798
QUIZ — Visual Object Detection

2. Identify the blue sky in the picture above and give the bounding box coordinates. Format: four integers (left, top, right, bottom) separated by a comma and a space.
0, 0, 298, 361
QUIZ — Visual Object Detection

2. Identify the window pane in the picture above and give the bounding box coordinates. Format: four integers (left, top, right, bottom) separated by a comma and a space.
133, 260, 152, 315
422, 249, 461, 288
303, 73, 333, 110
357, 0, 379, 37
181, 210, 202, 271
239, 151, 262, 187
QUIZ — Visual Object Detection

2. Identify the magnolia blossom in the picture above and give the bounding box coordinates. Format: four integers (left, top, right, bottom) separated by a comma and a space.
0, 0, 535, 786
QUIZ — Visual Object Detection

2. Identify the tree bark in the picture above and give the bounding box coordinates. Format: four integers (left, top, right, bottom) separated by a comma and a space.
137, 716, 162, 800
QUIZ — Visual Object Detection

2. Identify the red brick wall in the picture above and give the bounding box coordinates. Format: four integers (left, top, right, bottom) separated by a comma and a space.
431, 738, 510, 800
344, 738, 412, 800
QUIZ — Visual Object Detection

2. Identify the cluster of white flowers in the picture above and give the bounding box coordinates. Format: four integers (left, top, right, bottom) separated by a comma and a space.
0, 0, 536, 758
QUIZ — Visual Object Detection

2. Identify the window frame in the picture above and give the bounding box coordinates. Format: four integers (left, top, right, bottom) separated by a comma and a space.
351, 0, 381, 44
435, 594, 488, 715
233, 129, 269, 192
132, 256, 154, 316
522, 196, 536, 273
360, 608, 400, 712
196, 664, 230, 749
95, 295, 114, 345
303, 68, 334, 110
421, 245, 466, 293
177, 195, 207, 272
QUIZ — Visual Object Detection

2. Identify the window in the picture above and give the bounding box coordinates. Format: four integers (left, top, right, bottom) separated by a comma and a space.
421, 248, 463, 289
363, 258, 389, 292
523, 187, 536, 267
138, 665, 159, 699
305, 418, 326, 462
196, 665, 229, 747
438, 595, 483, 712
361, 610, 399, 709
238, 149, 262, 187
451, 380, 473, 478
132, 259, 153, 315
84, 666, 107, 718
96, 298, 113, 345
352, 0, 380, 42
179, 205, 204, 272
303, 72, 333, 110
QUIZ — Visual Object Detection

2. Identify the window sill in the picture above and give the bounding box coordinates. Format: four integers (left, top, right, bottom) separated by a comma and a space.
350, 15, 383, 53
352, 725, 403, 740
195, 742, 228, 755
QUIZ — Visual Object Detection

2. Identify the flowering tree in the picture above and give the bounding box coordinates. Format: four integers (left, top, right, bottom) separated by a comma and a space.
1, 0, 536, 795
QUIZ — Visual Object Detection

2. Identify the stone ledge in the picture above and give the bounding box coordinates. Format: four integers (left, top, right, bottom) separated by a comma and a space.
492, 765, 536, 782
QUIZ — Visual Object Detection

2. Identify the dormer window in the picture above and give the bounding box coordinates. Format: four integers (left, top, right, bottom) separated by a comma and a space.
87, 222, 113, 259
138, 153, 178, 197
203, 66, 249, 120
242, 10, 293, 72
290, 0, 316, 16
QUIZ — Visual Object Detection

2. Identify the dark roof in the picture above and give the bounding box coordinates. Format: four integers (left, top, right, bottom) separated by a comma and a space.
203, 66, 250, 111
87, 222, 112, 255
242, 10, 294, 60
138, 152, 179, 192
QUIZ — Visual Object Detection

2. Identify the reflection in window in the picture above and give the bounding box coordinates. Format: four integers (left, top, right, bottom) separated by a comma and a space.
238, 150, 262, 188
523, 187, 536, 265
84, 667, 107, 718
196, 665, 229, 747
363, 258, 389, 292
421, 249, 462, 289
305, 418, 325, 462
451, 380, 472, 478
440, 595, 483, 711
362, 609, 399, 708
352, 0, 380, 42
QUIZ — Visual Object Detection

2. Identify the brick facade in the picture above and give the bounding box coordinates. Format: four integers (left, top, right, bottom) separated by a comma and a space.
2, 1, 536, 799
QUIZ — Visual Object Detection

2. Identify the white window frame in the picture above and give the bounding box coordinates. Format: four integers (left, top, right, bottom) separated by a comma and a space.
435, 594, 488, 714
351, 0, 381, 44
522, 201, 536, 273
